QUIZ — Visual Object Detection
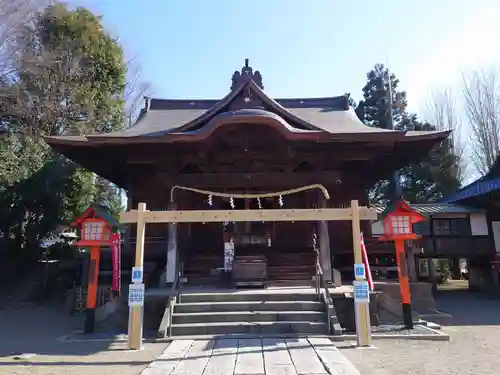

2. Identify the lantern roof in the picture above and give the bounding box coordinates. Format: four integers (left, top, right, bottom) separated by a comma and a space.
71, 204, 120, 228
379, 199, 426, 223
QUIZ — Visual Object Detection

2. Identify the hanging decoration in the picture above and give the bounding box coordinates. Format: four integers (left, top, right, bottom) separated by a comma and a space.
278, 195, 284, 207
207, 194, 213, 207
257, 197, 262, 209
230, 197, 235, 209
169, 183, 330, 202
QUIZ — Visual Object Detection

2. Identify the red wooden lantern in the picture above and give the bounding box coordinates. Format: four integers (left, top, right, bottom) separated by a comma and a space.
381, 200, 425, 241
73, 210, 113, 247
379, 200, 425, 329
71, 206, 119, 334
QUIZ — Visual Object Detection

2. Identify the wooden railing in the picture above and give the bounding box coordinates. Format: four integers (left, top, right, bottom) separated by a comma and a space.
158, 263, 184, 338
312, 232, 334, 335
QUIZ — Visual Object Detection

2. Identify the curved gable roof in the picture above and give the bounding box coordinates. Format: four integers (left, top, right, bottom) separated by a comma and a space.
45, 60, 450, 147
170, 76, 325, 133
89, 75, 408, 140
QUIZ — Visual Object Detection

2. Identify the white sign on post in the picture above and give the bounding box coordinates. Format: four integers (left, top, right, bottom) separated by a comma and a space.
131, 266, 143, 284
353, 280, 370, 304
224, 241, 235, 271
128, 283, 145, 306
354, 263, 366, 279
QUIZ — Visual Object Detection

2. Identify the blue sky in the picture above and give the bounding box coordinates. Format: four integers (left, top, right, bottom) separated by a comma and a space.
72, 0, 499, 115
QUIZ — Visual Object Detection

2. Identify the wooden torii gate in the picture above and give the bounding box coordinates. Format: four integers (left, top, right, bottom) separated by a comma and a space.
120, 189, 377, 349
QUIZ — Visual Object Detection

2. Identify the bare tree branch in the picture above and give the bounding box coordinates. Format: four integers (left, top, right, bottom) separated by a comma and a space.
1, 26, 92, 137
123, 55, 151, 128
462, 66, 500, 175
1, 1, 150, 136
423, 86, 466, 182
0, 0, 48, 82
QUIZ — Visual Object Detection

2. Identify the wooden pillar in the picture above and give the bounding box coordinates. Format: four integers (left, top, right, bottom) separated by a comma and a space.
318, 193, 332, 282
452, 258, 461, 279
244, 198, 251, 233
84, 245, 100, 334
428, 258, 437, 292
406, 245, 418, 282
351, 200, 362, 264
395, 239, 413, 328
128, 202, 146, 350
166, 202, 178, 284
351, 200, 371, 347
124, 184, 133, 270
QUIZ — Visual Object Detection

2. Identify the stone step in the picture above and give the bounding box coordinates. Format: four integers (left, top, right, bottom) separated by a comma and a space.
268, 259, 314, 262
267, 270, 315, 275
268, 255, 314, 260
266, 273, 315, 280
171, 321, 328, 336
267, 280, 316, 287
181, 291, 319, 303
172, 310, 326, 324
268, 263, 315, 268
174, 300, 324, 313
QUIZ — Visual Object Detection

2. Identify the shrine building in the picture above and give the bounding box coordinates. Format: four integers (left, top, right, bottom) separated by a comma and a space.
46, 59, 450, 287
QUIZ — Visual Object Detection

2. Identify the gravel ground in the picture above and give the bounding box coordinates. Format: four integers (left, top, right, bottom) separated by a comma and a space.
341, 285, 500, 375
2, 282, 498, 375
0, 304, 168, 375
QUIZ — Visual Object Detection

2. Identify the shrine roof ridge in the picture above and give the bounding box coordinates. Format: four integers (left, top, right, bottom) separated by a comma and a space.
147, 95, 349, 111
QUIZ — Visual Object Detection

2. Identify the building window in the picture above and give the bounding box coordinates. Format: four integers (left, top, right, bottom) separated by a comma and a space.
433, 220, 451, 235
432, 218, 470, 236
450, 218, 471, 235
414, 220, 431, 235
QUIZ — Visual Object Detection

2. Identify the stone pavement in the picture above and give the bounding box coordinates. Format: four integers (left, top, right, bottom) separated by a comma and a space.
141, 337, 361, 375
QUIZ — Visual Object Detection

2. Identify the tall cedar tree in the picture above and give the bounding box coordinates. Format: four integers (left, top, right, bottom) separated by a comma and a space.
0, 2, 125, 268
356, 64, 461, 205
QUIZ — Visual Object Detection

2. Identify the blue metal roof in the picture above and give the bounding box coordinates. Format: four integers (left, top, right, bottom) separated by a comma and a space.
374, 202, 485, 216
440, 175, 500, 203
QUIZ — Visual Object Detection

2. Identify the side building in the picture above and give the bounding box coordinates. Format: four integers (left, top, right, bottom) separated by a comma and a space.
439, 158, 500, 291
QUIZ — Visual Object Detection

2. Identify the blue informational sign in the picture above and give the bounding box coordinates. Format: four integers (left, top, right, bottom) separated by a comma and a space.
131, 267, 143, 284
353, 280, 370, 303
128, 283, 145, 306
354, 263, 366, 279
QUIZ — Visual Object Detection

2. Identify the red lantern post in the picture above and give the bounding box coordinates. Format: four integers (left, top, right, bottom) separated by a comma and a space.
72, 207, 115, 334
379, 200, 425, 329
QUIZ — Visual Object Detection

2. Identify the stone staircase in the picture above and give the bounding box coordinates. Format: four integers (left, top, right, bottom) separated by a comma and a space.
169, 289, 329, 336
267, 249, 316, 286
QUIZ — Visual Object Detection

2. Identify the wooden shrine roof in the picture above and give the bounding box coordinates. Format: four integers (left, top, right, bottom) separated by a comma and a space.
45, 59, 449, 146
44, 59, 450, 188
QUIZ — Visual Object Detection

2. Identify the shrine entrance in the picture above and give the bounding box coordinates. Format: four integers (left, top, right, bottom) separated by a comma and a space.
120, 185, 378, 289
217, 193, 316, 287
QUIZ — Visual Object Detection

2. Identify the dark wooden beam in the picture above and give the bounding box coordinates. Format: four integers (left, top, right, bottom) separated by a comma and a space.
125, 151, 382, 166
157, 171, 342, 189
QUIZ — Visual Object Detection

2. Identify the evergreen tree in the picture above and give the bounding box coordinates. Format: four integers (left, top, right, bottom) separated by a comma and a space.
357, 64, 461, 205
397, 115, 461, 202
0, 2, 126, 268
355, 63, 407, 129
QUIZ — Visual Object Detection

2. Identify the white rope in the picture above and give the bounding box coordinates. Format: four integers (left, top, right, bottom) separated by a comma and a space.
169, 183, 330, 202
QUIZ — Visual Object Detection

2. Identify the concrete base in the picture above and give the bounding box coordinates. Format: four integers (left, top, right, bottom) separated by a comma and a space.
331, 292, 380, 332
374, 281, 436, 312
329, 329, 450, 342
